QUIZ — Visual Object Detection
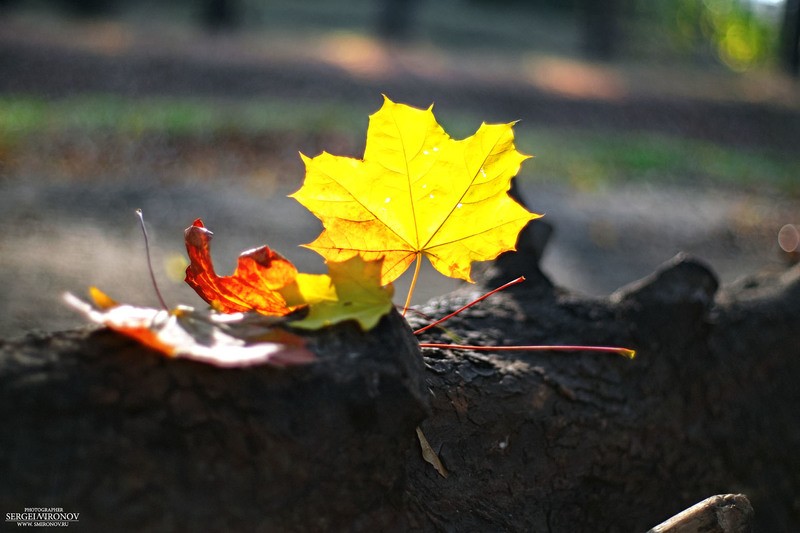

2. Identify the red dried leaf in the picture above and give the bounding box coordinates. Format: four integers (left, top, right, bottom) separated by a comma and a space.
184, 219, 298, 315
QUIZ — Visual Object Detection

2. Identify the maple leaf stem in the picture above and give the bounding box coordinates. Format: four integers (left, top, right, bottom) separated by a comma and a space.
418, 343, 636, 359
413, 276, 526, 335
402, 253, 423, 316
135, 209, 169, 311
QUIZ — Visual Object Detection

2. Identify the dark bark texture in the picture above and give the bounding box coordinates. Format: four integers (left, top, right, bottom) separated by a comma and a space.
0, 313, 428, 531
2, 222, 800, 531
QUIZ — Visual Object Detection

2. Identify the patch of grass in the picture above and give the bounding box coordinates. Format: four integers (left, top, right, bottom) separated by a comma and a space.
1, 95, 796, 194
0, 95, 371, 138
517, 127, 800, 194
434, 110, 799, 193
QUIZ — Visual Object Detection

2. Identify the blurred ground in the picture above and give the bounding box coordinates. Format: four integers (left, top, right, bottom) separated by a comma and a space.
1, 5, 799, 339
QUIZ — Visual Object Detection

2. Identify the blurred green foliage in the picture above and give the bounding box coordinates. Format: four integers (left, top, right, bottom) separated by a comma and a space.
679, 0, 777, 70
642, 0, 780, 71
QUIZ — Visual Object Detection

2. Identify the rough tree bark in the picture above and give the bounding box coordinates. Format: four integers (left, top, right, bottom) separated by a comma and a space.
0, 314, 428, 531
405, 251, 800, 531
1, 216, 799, 531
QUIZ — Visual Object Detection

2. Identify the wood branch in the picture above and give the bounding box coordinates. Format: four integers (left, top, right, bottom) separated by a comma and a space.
403, 253, 800, 531
647, 494, 753, 533
2, 224, 799, 530
0, 312, 428, 531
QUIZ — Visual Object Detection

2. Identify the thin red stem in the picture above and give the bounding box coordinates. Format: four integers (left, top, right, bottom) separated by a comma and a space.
418, 343, 636, 359
413, 276, 526, 335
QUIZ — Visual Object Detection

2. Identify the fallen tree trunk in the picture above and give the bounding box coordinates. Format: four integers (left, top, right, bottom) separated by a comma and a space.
2, 234, 799, 531
404, 251, 800, 531
0, 313, 429, 531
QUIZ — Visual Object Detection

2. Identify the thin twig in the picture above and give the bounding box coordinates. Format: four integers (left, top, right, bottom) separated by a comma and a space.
413, 276, 526, 335
418, 343, 636, 359
135, 209, 169, 310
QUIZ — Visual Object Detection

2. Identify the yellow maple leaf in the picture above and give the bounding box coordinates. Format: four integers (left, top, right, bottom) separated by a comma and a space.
278, 256, 395, 330
291, 96, 541, 310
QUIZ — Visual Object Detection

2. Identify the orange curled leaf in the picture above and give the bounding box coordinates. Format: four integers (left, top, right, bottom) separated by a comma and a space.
184, 219, 298, 316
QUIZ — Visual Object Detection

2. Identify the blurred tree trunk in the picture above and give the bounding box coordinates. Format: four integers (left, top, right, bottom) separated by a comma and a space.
579, 0, 621, 60
781, 0, 800, 76
56, 0, 116, 16
202, 0, 240, 31
376, 0, 419, 42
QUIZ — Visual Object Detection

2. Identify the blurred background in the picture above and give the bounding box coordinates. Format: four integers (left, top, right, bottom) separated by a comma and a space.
0, 0, 798, 339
